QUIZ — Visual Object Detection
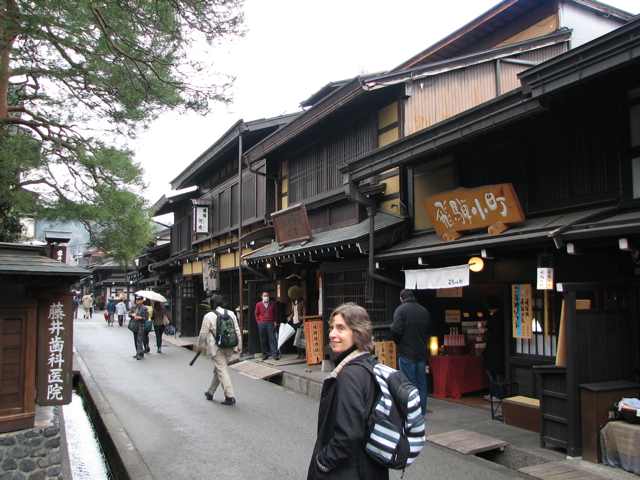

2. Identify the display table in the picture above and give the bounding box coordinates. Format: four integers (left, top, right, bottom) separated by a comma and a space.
429, 355, 489, 399
601, 421, 640, 474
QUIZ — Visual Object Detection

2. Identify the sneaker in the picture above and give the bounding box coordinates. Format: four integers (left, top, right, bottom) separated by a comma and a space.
221, 397, 236, 406
204, 391, 213, 401
483, 394, 492, 401
157, 348, 162, 353
136, 355, 143, 360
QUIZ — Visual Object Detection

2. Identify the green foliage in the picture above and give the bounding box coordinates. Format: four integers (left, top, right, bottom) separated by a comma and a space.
288, 285, 302, 301
0, 0, 244, 263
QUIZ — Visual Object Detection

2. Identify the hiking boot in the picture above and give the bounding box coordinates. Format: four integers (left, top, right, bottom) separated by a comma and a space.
204, 391, 213, 401
221, 397, 236, 406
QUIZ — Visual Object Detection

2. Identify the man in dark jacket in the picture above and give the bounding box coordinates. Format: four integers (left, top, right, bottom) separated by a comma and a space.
391, 289, 432, 415
478, 294, 505, 401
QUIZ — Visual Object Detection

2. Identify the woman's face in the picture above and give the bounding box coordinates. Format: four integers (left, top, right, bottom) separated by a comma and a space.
328, 314, 355, 354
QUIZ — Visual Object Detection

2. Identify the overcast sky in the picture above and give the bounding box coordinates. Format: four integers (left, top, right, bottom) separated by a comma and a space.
134, 0, 639, 211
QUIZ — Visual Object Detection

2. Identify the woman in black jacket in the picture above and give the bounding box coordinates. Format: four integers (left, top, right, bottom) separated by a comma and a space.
307, 303, 389, 480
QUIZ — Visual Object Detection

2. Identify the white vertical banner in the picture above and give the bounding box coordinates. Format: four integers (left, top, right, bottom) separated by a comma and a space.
537, 268, 554, 290
195, 206, 209, 233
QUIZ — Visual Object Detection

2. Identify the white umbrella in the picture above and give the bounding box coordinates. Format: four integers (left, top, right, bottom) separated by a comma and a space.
135, 290, 167, 303
277, 322, 295, 350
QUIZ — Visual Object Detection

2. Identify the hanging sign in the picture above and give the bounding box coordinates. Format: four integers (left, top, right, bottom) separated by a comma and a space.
537, 268, 554, 290
512, 284, 533, 339
405, 265, 469, 290
202, 255, 219, 291
375, 341, 397, 369
194, 206, 209, 234
271, 203, 314, 246
424, 183, 525, 237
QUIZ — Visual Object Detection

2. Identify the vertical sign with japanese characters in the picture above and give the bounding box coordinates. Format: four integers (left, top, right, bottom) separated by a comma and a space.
195, 206, 209, 234
536, 268, 554, 290
375, 341, 397, 370
37, 296, 73, 405
512, 284, 533, 339
305, 320, 324, 365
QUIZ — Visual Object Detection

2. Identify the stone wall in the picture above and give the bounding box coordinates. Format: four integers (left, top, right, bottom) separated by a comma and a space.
0, 406, 64, 480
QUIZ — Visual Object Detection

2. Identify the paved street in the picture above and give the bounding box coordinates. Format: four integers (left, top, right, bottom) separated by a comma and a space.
71, 313, 632, 479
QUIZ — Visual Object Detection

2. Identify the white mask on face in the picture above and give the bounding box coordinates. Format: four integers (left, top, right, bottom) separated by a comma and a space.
263, 297, 269, 304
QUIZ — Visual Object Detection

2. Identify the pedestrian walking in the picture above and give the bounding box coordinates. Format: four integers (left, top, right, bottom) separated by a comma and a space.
106, 298, 116, 326
73, 296, 79, 319
287, 286, 306, 359
151, 301, 166, 353
116, 299, 127, 326
255, 291, 279, 361
81, 293, 93, 319
308, 303, 388, 480
142, 299, 152, 354
199, 295, 242, 405
391, 289, 432, 416
130, 295, 149, 360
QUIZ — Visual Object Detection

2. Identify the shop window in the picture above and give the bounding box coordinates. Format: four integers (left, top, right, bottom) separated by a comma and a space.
514, 289, 559, 357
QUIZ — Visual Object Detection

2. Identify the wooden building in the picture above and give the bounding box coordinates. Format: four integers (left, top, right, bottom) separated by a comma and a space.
344, 16, 640, 457
0, 243, 86, 433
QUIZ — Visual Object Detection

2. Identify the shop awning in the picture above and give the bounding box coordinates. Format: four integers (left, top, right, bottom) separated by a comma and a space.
243, 211, 407, 264
376, 207, 640, 263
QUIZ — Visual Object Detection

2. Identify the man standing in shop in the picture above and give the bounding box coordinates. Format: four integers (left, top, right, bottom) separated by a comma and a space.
478, 294, 505, 402
391, 289, 432, 416
255, 291, 280, 361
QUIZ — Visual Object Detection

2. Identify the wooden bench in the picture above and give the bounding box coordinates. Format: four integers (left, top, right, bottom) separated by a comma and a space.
503, 396, 540, 433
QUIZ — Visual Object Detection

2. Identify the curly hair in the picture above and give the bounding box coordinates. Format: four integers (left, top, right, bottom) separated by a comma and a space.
329, 303, 374, 352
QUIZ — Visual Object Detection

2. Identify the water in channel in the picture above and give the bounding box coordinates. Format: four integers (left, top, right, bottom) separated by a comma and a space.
62, 390, 113, 480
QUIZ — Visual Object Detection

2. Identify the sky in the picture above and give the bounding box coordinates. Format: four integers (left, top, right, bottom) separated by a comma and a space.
133, 0, 639, 212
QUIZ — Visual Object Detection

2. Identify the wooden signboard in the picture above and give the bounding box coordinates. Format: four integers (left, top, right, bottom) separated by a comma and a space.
424, 183, 525, 239
512, 284, 533, 339
36, 295, 73, 405
437, 287, 463, 297
272, 203, 314, 247
445, 310, 461, 323
375, 341, 397, 370
305, 319, 324, 365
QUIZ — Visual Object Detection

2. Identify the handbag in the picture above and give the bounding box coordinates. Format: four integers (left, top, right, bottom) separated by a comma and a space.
163, 315, 170, 326
145, 320, 153, 332
128, 318, 139, 332
294, 325, 306, 349
104, 312, 108, 321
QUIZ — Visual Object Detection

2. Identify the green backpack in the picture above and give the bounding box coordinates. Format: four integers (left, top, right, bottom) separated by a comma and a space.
213, 309, 238, 348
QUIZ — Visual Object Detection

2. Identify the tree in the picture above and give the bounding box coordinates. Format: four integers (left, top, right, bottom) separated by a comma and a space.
0, 0, 244, 263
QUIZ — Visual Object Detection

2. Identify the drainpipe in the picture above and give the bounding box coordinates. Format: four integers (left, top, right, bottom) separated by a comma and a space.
237, 130, 244, 337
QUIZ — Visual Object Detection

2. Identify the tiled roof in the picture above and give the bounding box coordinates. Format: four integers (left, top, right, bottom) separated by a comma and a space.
0, 243, 88, 277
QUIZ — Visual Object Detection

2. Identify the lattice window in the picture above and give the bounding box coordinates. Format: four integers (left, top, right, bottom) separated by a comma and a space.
289, 117, 374, 203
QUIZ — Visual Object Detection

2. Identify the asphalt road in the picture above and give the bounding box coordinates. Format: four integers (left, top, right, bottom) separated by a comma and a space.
72, 313, 533, 479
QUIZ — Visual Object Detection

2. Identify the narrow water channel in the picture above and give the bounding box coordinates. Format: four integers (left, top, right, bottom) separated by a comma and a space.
62, 390, 113, 480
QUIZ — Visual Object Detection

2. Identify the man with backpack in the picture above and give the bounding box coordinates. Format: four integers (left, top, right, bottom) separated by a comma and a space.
391, 289, 432, 416
198, 295, 242, 405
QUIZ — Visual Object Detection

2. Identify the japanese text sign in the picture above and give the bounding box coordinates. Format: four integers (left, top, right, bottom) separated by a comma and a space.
537, 268, 554, 290
512, 284, 533, 339
195, 206, 209, 234
305, 320, 324, 365
272, 203, 314, 246
375, 341, 397, 370
37, 297, 73, 405
424, 183, 525, 237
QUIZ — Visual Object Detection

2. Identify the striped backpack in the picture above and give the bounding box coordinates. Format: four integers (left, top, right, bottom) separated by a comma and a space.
363, 359, 426, 473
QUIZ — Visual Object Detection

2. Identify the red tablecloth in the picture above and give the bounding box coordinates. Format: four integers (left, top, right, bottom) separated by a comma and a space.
429, 355, 489, 398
